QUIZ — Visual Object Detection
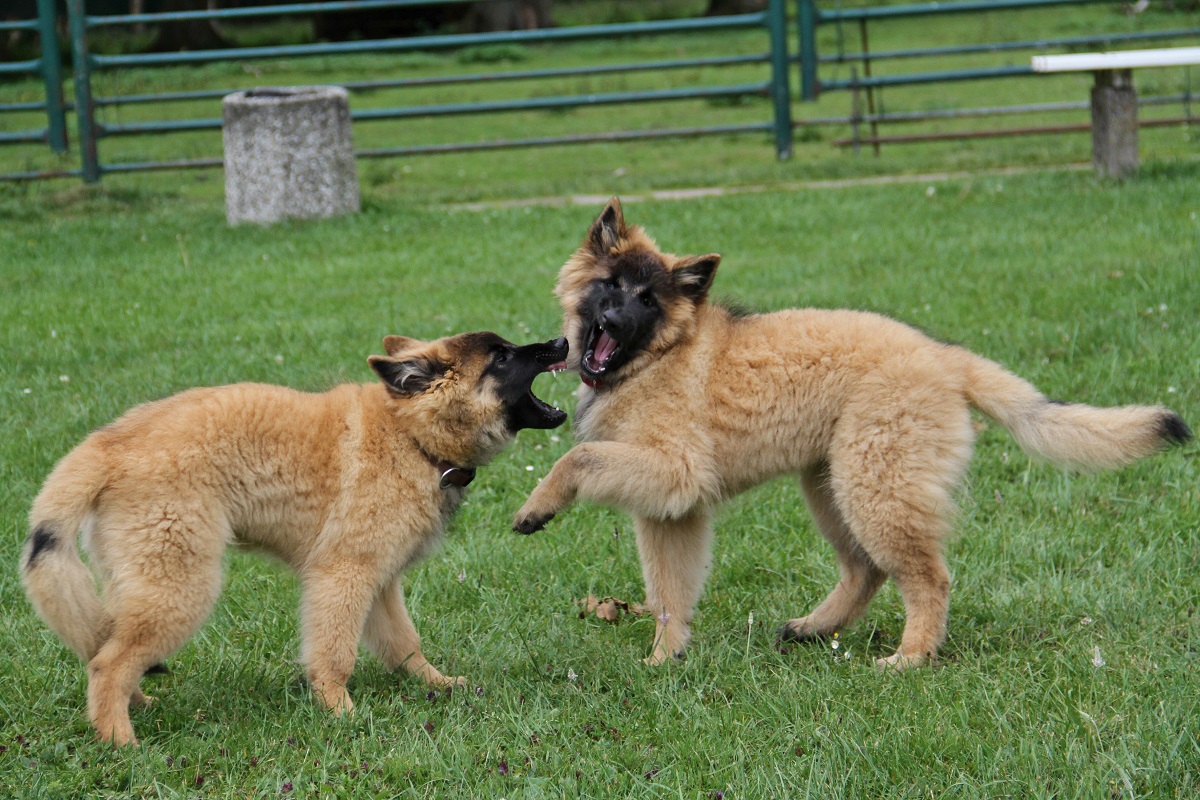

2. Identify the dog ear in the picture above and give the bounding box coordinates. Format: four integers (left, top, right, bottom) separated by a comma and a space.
381, 335, 421, 356
368, 354, 449, 395
671, 254, 720, 302
586, 197, 626, 254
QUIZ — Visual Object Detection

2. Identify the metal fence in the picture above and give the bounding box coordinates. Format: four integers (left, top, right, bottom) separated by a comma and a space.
7, 0, 793, 182
1, 0, 1198, 182
795, 0, 1200, 151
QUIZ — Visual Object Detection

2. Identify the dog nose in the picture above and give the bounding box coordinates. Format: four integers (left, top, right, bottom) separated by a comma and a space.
551, 337, 568, 351
602, 308, 623, 330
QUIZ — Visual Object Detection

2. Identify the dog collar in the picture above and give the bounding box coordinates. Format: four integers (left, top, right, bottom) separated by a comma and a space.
422, 449, 476, 490
437, 464, 476, 490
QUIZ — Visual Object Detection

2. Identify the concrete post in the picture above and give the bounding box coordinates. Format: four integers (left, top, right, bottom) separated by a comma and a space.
1090, 69, 1138, 180
223, 86, 361, 225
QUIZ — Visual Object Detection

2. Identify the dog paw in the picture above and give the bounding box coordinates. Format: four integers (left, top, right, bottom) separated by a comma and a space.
874, 652, 927, 672
513, 511, 554, 535
427, 673, 468, 690
775, 618, 824, 649
642, 652, 685, 667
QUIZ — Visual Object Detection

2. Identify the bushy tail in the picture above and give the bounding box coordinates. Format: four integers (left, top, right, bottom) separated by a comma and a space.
957, 349, 1191, 471
21, 442, 112, 662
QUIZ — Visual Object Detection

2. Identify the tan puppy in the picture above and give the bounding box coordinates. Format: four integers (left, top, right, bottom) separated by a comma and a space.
22, 332, 568, 746
514, 197, 1191, 669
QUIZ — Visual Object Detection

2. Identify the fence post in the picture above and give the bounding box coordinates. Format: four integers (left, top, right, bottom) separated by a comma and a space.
797, 0, 818, 101
767, 0, 792, 159
36, 0, 67, 153
65, 0, 100, 183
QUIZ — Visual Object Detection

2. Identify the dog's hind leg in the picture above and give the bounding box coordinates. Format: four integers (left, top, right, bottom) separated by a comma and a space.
829, 394, 973, 670
778, 464, 886, 645
362, 577, 465, 689
635, 511, 713, 666
86, 511, 225, 746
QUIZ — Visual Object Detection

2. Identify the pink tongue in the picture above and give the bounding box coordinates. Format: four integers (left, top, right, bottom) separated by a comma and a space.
593, 331, 618, 365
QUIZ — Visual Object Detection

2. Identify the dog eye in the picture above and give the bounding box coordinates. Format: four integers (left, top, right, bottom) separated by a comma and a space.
639, 292, 656, 308
495, 351, 511, 365
604, 278, 619, 290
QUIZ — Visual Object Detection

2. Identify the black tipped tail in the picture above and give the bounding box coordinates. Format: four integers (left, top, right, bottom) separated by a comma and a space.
1160, 412, 1193, 447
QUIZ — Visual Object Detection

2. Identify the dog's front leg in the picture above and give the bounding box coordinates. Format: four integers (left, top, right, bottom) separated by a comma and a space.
363, 578, 466, 690
636, 511, 714, 665
513, 441, 713, 534
298, 566, 379, 715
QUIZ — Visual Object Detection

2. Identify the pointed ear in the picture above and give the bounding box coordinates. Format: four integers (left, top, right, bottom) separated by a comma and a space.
586, 197, 626, 255
671, 254, 720, 302
368, 354, 448, 395
381, 335, 420, 356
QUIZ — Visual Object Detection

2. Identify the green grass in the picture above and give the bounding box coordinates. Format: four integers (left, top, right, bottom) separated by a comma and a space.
1, 165, 1197, 797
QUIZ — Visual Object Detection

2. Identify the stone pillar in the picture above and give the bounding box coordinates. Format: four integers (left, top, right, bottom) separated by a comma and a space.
223, 86, 360, 225
1090, 69, 1138, 180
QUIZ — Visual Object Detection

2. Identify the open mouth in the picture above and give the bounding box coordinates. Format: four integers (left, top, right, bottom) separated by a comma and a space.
582, 322, 620, 378
517, 338, 570, 429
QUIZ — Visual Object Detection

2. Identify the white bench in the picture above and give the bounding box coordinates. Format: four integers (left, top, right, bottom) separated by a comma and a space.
1032, 46, 1200, 179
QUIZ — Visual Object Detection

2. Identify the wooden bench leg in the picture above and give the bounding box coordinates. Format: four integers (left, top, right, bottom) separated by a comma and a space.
1090, 68, 1138, 180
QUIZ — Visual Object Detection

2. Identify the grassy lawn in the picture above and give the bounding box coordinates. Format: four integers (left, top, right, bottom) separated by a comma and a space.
1, 165, 1197, 798
1, 3, 1199, 798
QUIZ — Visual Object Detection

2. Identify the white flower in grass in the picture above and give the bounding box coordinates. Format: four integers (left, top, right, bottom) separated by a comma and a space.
457, 569, 466, 583
525, 465, 534, 472
831, 632, 840, 651
567, 668, 578, 682
58, 375, 69, 383
658, 610, 671, 626
1092, 646, 1105, 668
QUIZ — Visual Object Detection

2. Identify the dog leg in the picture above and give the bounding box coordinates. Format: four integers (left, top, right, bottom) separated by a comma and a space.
515, 441, 715, 533
86, 514, 225, 746
299, 567, 379, 715
876, 557, 952, 671
363, 578, 465, 690
779, 465, 886, 644
635, 512, 713, 666
830, 399, 972, 670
